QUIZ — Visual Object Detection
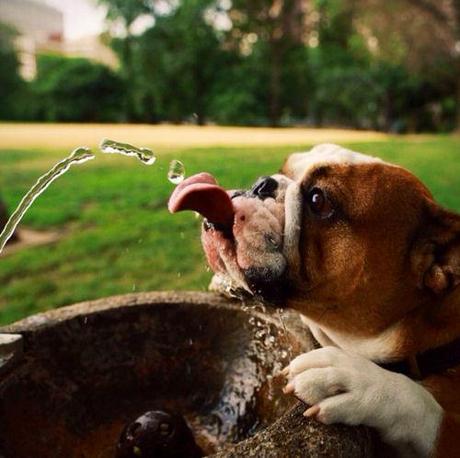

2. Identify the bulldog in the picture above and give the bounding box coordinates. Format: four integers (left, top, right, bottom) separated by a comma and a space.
168, 144, 460, 457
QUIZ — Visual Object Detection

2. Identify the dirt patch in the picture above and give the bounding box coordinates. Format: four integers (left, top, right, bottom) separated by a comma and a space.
1, 228, 63, 256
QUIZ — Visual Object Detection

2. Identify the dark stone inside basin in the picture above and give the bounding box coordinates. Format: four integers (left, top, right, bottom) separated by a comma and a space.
0, 292, 376, 457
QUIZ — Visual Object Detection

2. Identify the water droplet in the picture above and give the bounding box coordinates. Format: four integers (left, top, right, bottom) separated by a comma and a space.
168, 160, 185, 184
100, 138, 156, 165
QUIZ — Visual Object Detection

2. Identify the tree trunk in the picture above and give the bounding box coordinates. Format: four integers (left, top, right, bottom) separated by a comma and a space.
269, 43, 282, 127
454, 0, 460, 131
456, 69, 460, 132
193, 63, 206, 126
405, 0, 460, 131
123, 33, 137, 122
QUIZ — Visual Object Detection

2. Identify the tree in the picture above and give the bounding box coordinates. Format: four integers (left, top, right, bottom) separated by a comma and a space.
354, 0, 460, 131
96, 0, 160, 120
130, 0, 227, 124
0, 23, 25, 120
404, 0, 460, 131
90, 0, 458, 130
33, 54, 124, 122
225, 0, 309, 126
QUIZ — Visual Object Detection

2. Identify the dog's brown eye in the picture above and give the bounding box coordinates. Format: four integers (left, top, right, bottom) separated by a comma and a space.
307, 188, 333, 218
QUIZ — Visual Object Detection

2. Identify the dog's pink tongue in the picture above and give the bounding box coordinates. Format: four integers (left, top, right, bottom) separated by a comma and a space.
168, 172, 234, 225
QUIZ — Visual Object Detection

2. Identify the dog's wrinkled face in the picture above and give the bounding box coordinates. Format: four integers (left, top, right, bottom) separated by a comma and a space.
169, 144, 460, 338
201, 173, 293, 301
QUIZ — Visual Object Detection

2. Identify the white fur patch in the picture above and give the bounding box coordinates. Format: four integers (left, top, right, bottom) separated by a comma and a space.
282, 182, 302, 274
300, 315, 401, 362
285, 143, 384, 181
285, 347, 443, 456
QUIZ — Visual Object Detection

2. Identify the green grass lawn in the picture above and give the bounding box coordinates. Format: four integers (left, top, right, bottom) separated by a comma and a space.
0, 135, 459, 324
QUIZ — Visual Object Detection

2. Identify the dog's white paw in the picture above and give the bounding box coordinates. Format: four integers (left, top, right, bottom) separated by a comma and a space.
283, 346, 443, 456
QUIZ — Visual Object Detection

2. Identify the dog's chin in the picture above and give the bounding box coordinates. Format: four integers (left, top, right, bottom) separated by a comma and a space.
209, 270, 289, 307
245, 274, 289, 307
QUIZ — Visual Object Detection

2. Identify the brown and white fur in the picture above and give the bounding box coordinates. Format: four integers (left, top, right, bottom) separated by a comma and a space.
195, 144, 460, 457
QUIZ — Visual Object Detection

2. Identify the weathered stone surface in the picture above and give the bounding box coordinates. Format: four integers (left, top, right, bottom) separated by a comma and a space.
0, 292, 377, 457
0, 333, 23, 376
212, 402, 376, 457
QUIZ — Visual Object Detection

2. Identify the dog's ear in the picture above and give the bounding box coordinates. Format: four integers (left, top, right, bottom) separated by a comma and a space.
412, 201, 460, 295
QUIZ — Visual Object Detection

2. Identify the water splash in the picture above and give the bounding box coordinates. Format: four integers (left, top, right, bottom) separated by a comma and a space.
168, 160, 185, 184
277, 308, 293, 361
100, 138, 156, 165
0, 147, 95, 255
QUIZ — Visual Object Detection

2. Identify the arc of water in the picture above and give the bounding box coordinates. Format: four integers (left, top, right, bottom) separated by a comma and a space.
0, 147, 95, 255
0, 139, 159, 256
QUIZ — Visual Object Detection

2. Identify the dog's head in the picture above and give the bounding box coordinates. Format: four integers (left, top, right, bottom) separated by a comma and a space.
169, 144, 460, 338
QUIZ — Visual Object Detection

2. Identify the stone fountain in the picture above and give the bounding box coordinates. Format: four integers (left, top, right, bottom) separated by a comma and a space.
0, 292, 376, 457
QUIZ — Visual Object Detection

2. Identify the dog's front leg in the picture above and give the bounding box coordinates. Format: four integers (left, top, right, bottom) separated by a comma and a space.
283, 346, 443, 456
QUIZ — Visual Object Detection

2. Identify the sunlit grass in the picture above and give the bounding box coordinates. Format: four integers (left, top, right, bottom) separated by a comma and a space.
0, 128, 459, 324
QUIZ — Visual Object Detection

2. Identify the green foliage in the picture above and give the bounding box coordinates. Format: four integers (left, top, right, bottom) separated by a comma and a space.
207, 44, 270, 125
0, 0, 458, 130
0, 23, 25, 120
126, 0, 226, 123
32, 54, 124, 122
96, 0, 153, 26
0, 136, 459, 324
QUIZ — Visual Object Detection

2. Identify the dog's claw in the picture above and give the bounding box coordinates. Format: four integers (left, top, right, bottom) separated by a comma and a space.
304, 405, 320, 418
283, 383, 294, 394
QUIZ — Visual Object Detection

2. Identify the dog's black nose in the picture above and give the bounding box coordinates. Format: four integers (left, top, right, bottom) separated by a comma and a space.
250, 176, 278, 199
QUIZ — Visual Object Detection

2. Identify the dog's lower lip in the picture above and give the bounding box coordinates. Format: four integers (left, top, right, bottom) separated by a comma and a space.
203, 219, 213, 231
203, 218, 234, 239
203, 219, 225, 231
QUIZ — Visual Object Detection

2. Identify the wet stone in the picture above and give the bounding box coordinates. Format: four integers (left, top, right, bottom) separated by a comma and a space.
211, 403, 377, 458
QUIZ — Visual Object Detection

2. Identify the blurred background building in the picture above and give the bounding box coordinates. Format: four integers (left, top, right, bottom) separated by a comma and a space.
0, 0, 63, 79
0, 0, 116, 80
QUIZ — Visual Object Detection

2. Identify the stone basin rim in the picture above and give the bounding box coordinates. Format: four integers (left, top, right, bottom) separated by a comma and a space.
0, 291, 293, 335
